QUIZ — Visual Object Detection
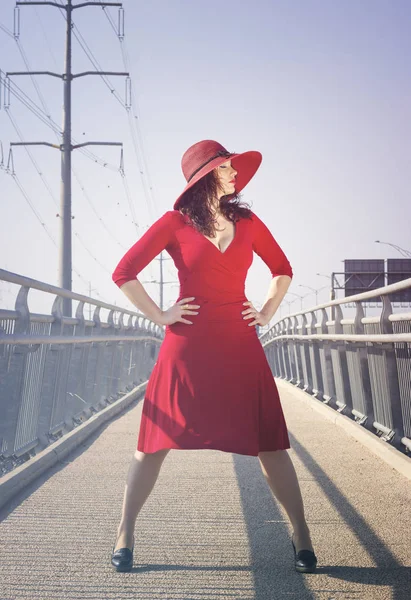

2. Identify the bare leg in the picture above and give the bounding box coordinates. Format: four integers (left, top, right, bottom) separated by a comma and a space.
258, 449, 314, 553
114, 448, 170, 551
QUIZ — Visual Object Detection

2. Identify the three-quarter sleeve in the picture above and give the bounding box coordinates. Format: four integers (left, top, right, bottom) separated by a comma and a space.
112, 210, 176, 288
251, 211, 293, 279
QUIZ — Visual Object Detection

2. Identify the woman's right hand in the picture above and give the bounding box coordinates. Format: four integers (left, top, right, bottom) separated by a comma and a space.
158, 297, 200, 326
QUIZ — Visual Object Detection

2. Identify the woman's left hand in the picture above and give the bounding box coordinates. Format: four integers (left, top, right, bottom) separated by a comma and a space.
242, 301, 270, 327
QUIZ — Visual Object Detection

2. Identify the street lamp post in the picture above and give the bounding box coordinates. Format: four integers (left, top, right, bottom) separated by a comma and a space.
298, 284, 330, 306
284, 299, 297, 315
285, 291, 308, 311
375, 240, 411, 258
317, 272, 335, 320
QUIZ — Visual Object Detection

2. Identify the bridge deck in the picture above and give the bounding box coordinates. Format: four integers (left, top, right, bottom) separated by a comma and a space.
0, 381, 410, 600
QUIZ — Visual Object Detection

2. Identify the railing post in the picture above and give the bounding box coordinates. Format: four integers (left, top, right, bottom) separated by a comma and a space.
110, 312, 125, 399
299, 313, 313, 393
134, 318, 146, 384
348, 301, 374, 428
89, 306, 106, 410
329, 304, 352, 413
309, 310, 324, 400
46, 295, 75, 437
294, 315, 304, 389
369, 295, 405, 445
0, 286, 31, 457
288, 315, 298, 384
274, 321, 280, 377
37, 297, 61, 448
130, 317, 142, 385
391, 313, 411, 447
100, 309, 117, 403
282, 316, 292, 381
142, 319, 152, 381
275, 319, 285, 378
319, 308, 336, 405
269, 325, 281, 377
123, 314, 135, 391
65, 301, 93, 423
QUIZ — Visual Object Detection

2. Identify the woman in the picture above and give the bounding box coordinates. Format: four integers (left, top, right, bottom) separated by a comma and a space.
110, 139, 317, 573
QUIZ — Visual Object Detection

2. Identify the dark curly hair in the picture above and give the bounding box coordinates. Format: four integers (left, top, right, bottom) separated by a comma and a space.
177, 169, 253, 237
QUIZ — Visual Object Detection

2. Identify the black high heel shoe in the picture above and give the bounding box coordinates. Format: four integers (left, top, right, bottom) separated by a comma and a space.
291, 535, 317, 573
111, 535, 135, 572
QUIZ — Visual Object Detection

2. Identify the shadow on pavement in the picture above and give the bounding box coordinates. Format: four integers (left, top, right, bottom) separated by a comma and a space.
233, 452, 315, 600
232, 432, 410, 600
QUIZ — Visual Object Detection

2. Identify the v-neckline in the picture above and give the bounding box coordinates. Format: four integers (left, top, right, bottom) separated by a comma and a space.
197, 220, 238, 255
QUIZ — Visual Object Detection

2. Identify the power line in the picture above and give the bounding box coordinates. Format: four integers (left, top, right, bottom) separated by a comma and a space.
14, 37, 51, 120
8, 171, 57, 247
119, 165, 140, 234
1, 1, 132, 314
119, 39, 158, 216
3, 73, 123, 171
2, 3, 162, 306
37, 1, 143, 234
57, 0, 158, 221
2, 6, 138, 247
1, 70, 119, 167
4, 108, 128, 273
70, 14, 156, 222
0, 21, 14, 39
54, 0, 126, 110
1, 158, 114, 305
34, 7, 59, 71
4, 97, 129, 251
0, 99, 115, 302
73, 230, 113, 275
1, 73, 62, 133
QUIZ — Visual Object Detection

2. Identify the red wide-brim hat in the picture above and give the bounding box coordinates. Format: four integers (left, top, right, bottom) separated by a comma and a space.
173, 140, 262, 210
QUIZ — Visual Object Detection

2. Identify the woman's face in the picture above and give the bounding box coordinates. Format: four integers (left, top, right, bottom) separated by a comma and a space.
215, 159, 238, 197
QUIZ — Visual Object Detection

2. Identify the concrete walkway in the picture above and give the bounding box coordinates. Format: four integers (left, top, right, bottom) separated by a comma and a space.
0, 380, 410, 600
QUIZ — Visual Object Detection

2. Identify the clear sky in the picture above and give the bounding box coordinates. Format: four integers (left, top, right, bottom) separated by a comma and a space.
1, 0, 410, 321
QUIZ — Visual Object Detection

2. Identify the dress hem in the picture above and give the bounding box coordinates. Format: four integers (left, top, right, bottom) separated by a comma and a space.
136, 443, 291, 457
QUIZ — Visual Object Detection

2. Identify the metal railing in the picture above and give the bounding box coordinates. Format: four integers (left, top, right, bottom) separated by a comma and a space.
0, 269, 164, 475
260, 278, 411, 455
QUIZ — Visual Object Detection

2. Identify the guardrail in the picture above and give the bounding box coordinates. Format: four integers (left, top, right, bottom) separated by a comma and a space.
0, 269, 164, 476
260, 278, 411, 455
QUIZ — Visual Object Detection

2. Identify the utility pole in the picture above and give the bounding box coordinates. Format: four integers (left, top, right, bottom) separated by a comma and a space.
141, 252, 177, 311
7, 1, 128, 317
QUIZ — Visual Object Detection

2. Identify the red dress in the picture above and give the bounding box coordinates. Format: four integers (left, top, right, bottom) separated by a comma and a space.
112, 209, 293, 456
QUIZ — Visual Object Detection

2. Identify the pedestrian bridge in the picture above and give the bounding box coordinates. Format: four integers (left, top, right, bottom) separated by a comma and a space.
0, 268, 410, 600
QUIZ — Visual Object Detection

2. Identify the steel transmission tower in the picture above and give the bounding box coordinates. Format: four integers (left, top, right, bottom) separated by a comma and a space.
7, 1, 128, 316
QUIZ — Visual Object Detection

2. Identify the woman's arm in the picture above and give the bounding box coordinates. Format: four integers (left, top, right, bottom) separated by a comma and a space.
250, 211, 294, 324
119, 279, 199, 327
112, 211, 175, 288
260, 275, 292, 322
112, 211, 199, 326
112, 211, 174, 324
118, 279, 163, 324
